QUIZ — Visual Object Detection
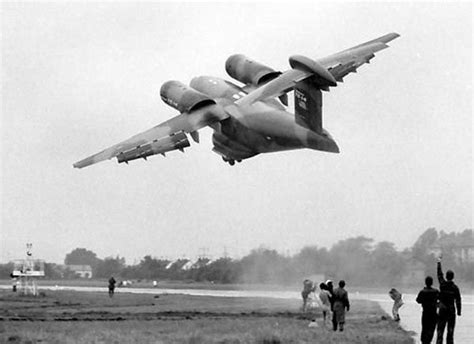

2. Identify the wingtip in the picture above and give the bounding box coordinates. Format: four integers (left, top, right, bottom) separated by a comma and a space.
73, 157, 94, 169
386, 32, 401, 42
371, 32, 401, 45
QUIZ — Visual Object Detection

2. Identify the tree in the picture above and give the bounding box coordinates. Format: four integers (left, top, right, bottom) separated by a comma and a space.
412, 228, 438, 260
240, 247, 293, 284
44, 263, 64, 279
330, 236, 374, 284
293, 246, 330, 278
0, 262, 14, 279
95, 256, 126, 278
202, 258, 240, 284
64, 248, 100, 268
370, 241, 405, 286
136, 255, 169, 280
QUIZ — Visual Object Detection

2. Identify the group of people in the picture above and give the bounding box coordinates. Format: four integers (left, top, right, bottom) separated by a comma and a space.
301, 279, 350, 332
415, 256, 462, 344
301, 256, 462, 343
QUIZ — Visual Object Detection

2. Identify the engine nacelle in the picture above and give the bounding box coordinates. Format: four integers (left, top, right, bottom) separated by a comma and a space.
225, 54, 281, 86
160, 80, 216, 113
289, 55, 337, 88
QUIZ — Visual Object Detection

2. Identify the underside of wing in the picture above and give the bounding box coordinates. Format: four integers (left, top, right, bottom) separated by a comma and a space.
73, 104, 228, 168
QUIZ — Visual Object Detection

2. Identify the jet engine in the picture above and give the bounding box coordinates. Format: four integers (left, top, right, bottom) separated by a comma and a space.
160, 80, 216, 113
225, 54, 281, 86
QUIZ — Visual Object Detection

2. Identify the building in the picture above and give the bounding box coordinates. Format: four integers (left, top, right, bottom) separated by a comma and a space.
165, 259, 190, 270
67, 265, 93, 278
430, 237, 474, 265
456, 242, 474, 264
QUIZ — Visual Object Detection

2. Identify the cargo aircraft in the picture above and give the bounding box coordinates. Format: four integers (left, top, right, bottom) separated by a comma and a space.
73, 33, 399, 168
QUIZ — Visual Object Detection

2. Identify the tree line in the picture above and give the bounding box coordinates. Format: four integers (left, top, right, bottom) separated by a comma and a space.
1, 228, 472, 286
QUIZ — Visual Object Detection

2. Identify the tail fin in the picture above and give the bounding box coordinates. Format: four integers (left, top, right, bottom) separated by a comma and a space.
294, 79, 323, 133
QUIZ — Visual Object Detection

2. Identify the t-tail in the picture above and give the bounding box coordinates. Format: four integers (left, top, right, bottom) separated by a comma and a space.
293, 76, 339, 153
294, 79, 323, 134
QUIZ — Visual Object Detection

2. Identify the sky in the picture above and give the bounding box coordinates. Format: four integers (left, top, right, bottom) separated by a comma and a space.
1, 2, 472, 264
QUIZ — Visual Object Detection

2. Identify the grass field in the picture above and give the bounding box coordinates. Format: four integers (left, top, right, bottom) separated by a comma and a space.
0, 289, 414, 343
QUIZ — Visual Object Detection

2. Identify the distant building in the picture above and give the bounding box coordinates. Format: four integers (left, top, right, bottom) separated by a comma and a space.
165, 260, 175, 269
165, 259, 190, 270
430, 237, 474, 265
67, 265, 92, 278
189, 258, 212, 269
457, 242, 474, 264
181, 260, 196, 270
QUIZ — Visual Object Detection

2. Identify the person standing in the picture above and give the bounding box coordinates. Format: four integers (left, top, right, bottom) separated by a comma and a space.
319, 283, 332, 326
332, 280, 350, 331
436, 256, 461, 344
301, 279, 315, 312
326, 279, 335, 310
108, 276, 116, 298
389, 288, 404, 321
416, 276, 439, 344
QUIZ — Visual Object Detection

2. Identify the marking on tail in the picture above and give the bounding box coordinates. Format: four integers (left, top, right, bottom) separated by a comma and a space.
294, 79, 323, 133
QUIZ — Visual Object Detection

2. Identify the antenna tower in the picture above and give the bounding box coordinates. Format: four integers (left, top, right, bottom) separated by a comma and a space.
12, 243, 45, 296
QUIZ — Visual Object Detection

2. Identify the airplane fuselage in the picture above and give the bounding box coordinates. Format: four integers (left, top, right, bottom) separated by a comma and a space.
190, 76, 339, 162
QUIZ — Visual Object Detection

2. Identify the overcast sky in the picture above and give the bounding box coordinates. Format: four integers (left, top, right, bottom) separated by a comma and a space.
1, 2, 472, 264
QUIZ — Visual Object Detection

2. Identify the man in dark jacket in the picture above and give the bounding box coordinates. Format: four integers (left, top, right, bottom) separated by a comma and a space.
332, 280, 350, 331
326, 279, 334, 310
108, 276, 116, 298
436, 256, 461, 344
416, 276, 439, 344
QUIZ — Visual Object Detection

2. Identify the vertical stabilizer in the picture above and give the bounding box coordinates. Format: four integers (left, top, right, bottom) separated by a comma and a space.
294, 79, 322, 133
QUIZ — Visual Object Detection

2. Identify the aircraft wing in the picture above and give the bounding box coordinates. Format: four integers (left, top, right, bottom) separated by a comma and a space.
236, 33, 399, 106
320, 32, 400, 82
73, 104, 228, 168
